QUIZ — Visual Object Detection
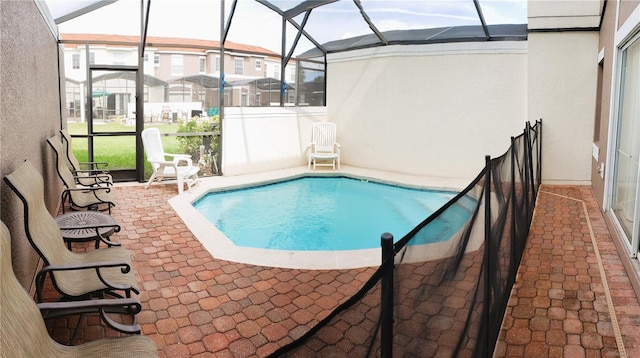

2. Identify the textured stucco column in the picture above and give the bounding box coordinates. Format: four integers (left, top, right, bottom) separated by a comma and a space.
527, 0, 601, 184
1, 1, 64, 289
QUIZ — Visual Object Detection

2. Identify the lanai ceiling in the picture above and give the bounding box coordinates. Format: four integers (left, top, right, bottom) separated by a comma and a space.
44, 0, 527, 57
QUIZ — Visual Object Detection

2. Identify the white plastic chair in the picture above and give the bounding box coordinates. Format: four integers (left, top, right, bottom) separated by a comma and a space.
308, 122, 341, 170
141, 127, 200, 194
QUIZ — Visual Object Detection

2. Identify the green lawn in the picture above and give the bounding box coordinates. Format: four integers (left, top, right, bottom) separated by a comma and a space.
67, 122, 183, 179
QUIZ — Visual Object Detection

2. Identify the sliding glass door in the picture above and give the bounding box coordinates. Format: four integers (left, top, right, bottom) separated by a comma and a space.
610, 34, 640, 258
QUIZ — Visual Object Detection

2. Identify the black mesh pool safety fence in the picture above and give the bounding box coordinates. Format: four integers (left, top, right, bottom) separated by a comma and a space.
269, 120, 542, 357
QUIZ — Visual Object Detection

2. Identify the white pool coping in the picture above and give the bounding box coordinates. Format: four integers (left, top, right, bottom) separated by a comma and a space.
168, 166, 470, 270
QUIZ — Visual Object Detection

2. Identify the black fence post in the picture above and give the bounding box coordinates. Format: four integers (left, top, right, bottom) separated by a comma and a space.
482, 155, 492, 356
510, 137, 517, 283
381, 232, 394, 358
538, 119, 543, 188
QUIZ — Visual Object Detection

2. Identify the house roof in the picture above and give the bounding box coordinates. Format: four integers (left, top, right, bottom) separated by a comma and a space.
59, 33, 280, 58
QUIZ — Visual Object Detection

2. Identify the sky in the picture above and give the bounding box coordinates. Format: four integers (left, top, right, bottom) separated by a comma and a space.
50, 0, 527, 55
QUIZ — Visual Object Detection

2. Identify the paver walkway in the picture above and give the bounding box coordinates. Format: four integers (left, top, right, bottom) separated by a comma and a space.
41, 183, 640, 357
496, 185, 640, 357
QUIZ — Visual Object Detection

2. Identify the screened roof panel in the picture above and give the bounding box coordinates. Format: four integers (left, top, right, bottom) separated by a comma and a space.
360, 0, 482, 30
170, 75, 219, 89
477, 0, 527, 25
290, 0, 374, 45
45, 0, 117, 24
46, 0, 527, 56
297, 23, 527, 58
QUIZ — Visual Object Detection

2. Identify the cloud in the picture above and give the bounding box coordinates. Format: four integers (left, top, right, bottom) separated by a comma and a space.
477, 0, 528, 24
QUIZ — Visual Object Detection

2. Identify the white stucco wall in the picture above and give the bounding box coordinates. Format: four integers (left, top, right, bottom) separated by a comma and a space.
222, 106, 327, 175
220, 36, 596, 185
325, 42, 528, 180
528, 0, 602, 29
527, 31, 599, 184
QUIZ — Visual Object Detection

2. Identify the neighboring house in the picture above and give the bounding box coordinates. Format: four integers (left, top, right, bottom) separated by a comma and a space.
60, 34, 300, 122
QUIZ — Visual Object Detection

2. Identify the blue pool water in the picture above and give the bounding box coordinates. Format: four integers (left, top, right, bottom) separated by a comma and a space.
193, 177, 468, 251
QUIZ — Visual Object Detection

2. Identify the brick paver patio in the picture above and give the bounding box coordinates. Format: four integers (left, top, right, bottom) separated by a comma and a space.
496, 186, 640, 357
41, 183, 640, 357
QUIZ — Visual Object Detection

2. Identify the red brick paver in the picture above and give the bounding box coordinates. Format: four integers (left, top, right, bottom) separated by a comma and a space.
41, 183, 640, 357
43, 184, 375, 357
496, 186, 640, 357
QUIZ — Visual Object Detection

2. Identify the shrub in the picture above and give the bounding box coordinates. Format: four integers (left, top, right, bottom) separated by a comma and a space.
176, 116, 219, 160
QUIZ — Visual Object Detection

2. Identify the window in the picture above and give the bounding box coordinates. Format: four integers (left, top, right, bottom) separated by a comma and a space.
113, 51, 125, 65
290, 66, 296, 82
215, 56, 220, 72
89, 52, 95, 65
72, 54, 80, 69
234, 58, 243, 75
144, 53, 149, 62
255, 59, 262, 71
200, 57, 206, 73
593, 61, 603, 142
610, 33, 640, 255
171, 55, 183, 76
154, 54, 160, 66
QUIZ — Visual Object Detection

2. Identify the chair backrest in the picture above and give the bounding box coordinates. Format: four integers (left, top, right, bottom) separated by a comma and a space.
3, 160, 72, 267
46, 135, 78, 190
60, 128, 82, 171
141, 128, 165, 170
1, 221, 67, 356
312, 122, 337, 152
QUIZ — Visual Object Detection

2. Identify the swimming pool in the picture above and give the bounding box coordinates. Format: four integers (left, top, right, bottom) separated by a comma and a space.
193, 177, 462, 251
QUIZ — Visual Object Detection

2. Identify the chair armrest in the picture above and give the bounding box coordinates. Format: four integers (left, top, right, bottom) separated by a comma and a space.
148, 159, 178, 167
37, 261, 135, 299
73, 173, 113, 186
94, 231, 120, 247
39, 298, 142, 335
79, 161, 109, 170
73, 169, 109, 175
39, 297, 142, 319
165, 153, 192, 159
40, 260, 131, 274
165, 153, 193, 166
64, 186, 111, 193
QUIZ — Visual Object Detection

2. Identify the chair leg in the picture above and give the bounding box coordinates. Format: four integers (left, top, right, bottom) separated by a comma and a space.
177, 175, 184, 195
337, 157, 341, 170
186, 172, 198, 193
211, 154, 219, 174
70, 313, 85, 345
144, 173, 158, 189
